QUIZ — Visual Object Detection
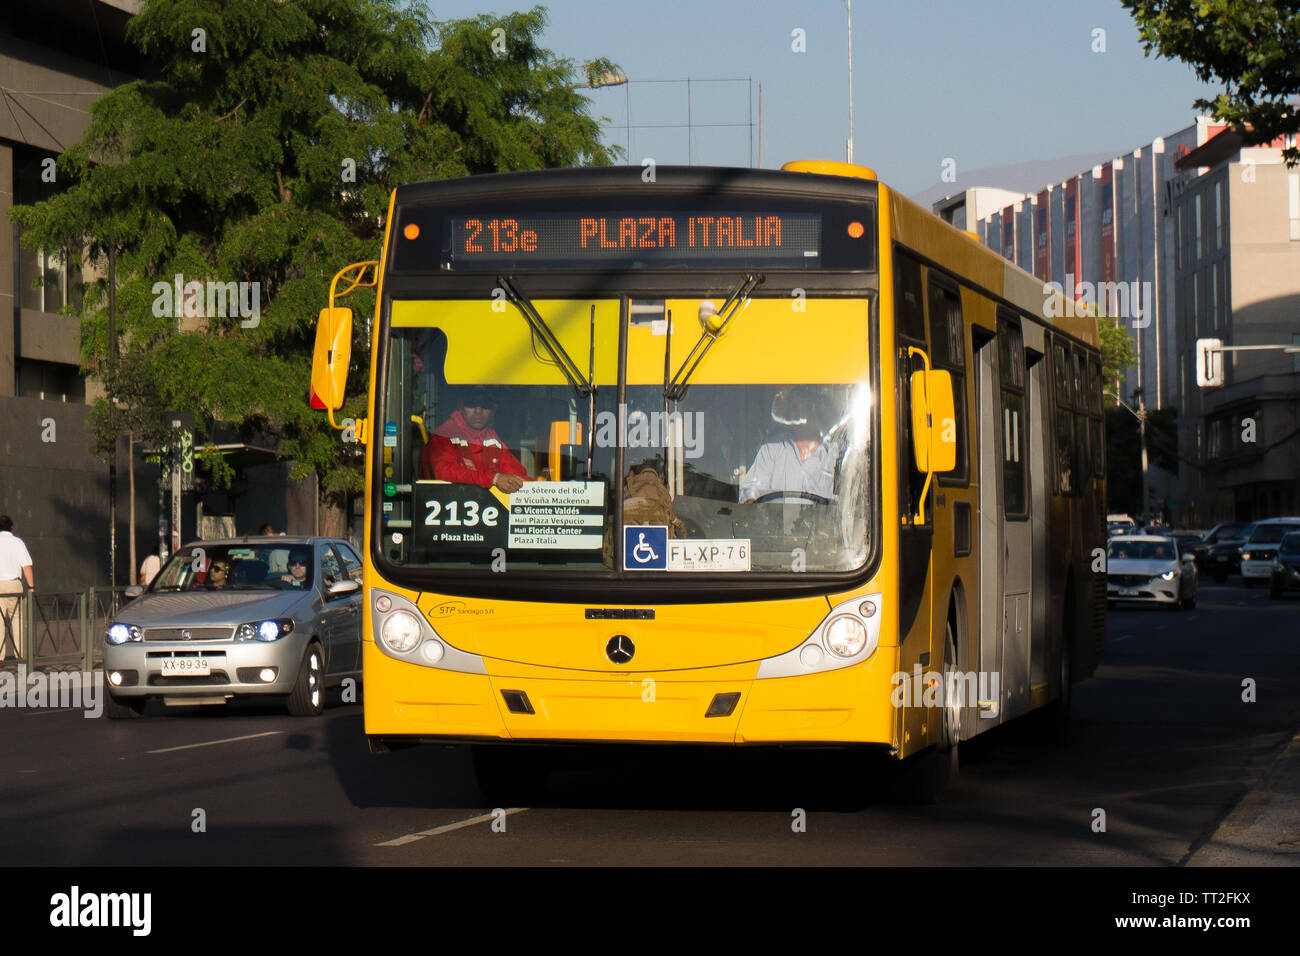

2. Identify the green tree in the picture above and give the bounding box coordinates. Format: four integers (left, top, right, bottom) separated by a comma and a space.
10, 0, 618, 533
1096, 312, 1137, 405
1123, 0, 1300, 166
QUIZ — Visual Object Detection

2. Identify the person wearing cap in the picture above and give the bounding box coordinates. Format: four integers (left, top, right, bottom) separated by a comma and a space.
739, 387, 840, 504
421, 387, 528, 493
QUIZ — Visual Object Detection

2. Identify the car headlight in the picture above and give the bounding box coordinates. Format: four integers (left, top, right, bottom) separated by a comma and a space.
106, 623, 141, 645
824, 615, 868, 657
1159, 569, 1177, 581
236, 619, 293, 641
380, 609, 423, 653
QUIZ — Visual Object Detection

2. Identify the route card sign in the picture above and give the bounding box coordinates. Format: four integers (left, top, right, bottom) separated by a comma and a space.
507, 481, 606, 550
413, 482, 507, 553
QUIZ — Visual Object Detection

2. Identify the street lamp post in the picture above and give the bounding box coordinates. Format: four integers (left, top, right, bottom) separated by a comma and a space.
573, 69, 630, 158
845, 0, 854, 163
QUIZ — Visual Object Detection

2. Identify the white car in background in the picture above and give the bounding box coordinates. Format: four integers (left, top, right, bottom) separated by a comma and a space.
1106, 535, 1198, 609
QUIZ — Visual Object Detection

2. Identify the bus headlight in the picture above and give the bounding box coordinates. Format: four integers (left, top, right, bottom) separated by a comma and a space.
825, 615, 868, 657
380, 610, 423, 653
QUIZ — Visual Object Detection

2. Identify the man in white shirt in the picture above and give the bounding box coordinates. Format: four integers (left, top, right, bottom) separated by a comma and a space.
0, 515, 34, 661
139, 553, 161, 587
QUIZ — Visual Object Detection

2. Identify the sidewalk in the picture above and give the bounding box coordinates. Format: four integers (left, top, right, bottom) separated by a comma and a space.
1186, 731, 1300, 865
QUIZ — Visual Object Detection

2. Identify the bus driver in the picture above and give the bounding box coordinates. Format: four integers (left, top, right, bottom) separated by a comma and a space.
421, 386, 528, 494
740, 387, 839, 504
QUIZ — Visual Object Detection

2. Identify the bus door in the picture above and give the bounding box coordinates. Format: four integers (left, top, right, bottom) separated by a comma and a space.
975, 315, 1032, 723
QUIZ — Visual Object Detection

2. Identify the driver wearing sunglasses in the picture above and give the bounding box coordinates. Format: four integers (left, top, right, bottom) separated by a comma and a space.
279, 551, 311, 588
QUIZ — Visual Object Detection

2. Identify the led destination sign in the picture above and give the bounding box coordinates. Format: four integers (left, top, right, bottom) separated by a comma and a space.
445, 211, 822, 267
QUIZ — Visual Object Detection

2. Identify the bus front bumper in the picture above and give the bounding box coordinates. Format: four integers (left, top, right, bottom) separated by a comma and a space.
362, 641, 900, 747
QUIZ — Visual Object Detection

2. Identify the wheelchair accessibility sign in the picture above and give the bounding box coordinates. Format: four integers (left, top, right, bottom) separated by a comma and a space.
623, 525, 668, 570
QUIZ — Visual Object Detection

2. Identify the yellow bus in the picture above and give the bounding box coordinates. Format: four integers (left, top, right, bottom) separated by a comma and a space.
311, 160, 1106, 799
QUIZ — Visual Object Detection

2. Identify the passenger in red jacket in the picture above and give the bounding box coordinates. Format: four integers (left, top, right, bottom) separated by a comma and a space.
420, 388, 527, 493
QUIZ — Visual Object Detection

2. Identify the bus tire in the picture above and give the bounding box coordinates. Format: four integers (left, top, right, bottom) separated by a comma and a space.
1039, 586, 1074, 742
105, 692, 145, 720
888, 620, 959, 804
471, 745, 548, 804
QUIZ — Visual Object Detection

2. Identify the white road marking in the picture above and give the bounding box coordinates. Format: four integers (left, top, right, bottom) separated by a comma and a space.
23, 707, 81, 716
1112, 634, 1134, 643
376, 808, 529, 847
146, 731, 283, 754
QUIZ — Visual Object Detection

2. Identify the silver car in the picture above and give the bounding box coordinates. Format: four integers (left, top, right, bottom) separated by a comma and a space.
103, 537, 363, 719
1106, 535, 1198, 609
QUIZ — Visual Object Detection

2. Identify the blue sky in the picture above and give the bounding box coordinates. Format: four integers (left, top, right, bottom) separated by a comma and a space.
422, 0, 1218, 195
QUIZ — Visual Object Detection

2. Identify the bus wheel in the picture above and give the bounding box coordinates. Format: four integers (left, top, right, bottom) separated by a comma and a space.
1038, 593, 1074, 742
888, 622, 959, 804
471, 745, 549, 805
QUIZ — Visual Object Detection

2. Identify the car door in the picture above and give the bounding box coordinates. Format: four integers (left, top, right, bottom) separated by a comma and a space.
316, 543, 350, 676
329, 542, 363, 673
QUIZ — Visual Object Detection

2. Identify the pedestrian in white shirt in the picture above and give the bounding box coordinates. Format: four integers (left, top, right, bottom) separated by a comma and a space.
0, 515, 34, 661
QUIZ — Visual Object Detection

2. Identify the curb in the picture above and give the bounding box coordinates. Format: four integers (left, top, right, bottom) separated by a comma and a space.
1186, 730, 1300, 866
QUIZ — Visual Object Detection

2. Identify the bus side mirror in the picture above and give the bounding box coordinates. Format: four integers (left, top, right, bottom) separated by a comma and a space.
310, 307, 353, 410
909, 368, 957, 475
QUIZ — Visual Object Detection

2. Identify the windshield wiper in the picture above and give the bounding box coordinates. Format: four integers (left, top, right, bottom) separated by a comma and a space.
664, 273, 763, 402
498, 276, 594, 398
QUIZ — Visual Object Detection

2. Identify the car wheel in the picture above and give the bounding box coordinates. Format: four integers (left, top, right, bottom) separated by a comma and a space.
105, 691, 145, 720
1182, 594, 1196, 609
286, 642, 325, 717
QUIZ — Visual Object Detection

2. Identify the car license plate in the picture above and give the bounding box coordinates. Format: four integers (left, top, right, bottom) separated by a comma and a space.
161, 657, 210, 677
1119, 588, 1139, 597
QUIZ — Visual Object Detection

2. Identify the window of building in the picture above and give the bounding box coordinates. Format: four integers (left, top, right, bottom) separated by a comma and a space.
1214, 180, 1224, 249
15, 234, 84, 314
1289, 172, 1299, 241
15, 360, 84, 403
1195, 192, 1203, 259
1293, 333, 1300, 373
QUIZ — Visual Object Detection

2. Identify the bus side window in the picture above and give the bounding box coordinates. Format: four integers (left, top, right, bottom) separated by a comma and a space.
1052, 339, 1074, 495
998, 313, 1028, 517
928, 279, 968, 484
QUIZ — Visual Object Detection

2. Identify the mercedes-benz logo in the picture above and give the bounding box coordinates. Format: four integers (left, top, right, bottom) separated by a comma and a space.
180, 629, 193, 641
605, 634, 635, 664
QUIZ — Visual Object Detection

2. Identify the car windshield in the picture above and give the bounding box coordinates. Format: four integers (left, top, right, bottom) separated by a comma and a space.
1249, 523, 1300, 544
151, 544, 315, 591
1279, 533, 1300, 556
1108, 540, 1176, 561
380, 295, 875, 575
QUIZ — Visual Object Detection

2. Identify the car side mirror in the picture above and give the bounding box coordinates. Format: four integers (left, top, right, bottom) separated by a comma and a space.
124, 585, 145, 598
1181, 553, 1195, 563
327, 579, 361, 598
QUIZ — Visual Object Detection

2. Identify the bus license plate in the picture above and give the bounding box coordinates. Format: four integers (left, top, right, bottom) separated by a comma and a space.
1119, 588, 1139, 597
161, 658, 210, 677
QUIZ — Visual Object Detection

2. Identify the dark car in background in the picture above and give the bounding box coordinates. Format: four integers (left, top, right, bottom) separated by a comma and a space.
102, 537, 365, 719
1240, 518, 1300, 587
1269, 532, 1300, 599
1191, 522, 1248, 570
1205, 522, 1256, 582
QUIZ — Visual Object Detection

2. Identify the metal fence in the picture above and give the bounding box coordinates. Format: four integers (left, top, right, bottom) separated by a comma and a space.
0, 588, 129, 671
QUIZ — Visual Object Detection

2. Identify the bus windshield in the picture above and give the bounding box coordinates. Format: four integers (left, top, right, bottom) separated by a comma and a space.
379, 294, 874, 575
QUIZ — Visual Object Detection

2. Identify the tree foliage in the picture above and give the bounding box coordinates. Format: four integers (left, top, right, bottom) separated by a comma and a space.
1123, 0, 1300, 166
1097, 312, 1137, 405
10, 0, 618, 500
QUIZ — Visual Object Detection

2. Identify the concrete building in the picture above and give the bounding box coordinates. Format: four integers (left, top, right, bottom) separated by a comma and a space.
0, 0, 146, 592
1171, 130, 1300, 523
942, 118, 1300, 525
